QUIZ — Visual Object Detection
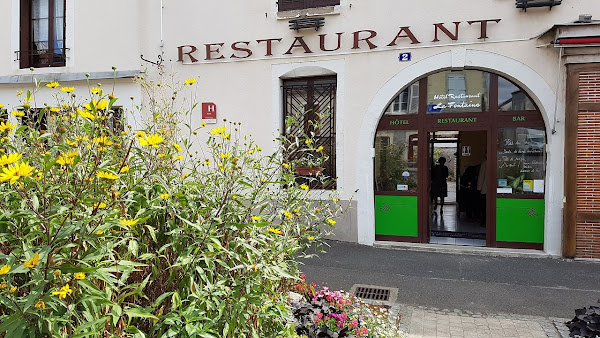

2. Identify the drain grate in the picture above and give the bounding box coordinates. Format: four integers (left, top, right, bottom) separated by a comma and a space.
353, 286, 390, 301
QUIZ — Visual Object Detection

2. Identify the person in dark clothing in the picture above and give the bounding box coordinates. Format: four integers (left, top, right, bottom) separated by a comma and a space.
431, 157, 449, 213
460, 164, 481, 221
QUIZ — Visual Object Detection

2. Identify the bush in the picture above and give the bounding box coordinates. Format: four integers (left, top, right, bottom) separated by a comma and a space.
567, 301, 600, 338
0, 72, 343, 337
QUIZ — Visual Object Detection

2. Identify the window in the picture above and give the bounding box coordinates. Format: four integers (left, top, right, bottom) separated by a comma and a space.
20, 0, 66, 68
282, 76, 336, 188
278, 0, 340, 11
374, 130, 418, 192
384, 82, 419, 115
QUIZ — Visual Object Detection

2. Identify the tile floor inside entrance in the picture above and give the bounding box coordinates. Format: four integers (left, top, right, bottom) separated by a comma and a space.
430, 187, 486, 247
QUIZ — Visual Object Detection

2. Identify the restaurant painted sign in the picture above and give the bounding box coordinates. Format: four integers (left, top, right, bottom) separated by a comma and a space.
177, 19, 501, 63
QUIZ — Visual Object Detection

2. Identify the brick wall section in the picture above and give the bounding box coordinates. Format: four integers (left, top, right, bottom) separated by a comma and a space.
576, 71, 600, 258
579, 72, 600, 103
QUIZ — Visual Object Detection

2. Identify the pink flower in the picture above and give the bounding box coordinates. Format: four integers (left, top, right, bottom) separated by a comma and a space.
350, 319, 359, 328
299, 274, 306, 279
315, 312, 323, 320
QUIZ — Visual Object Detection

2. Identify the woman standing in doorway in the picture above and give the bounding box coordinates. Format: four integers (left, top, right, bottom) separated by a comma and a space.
431, 157, 449, 213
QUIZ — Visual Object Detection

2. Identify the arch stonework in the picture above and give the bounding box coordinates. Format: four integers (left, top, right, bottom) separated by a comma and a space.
356, 49, 564, 256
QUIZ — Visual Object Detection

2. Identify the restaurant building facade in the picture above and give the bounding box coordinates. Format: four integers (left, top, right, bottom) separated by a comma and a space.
1, 0, 599, 258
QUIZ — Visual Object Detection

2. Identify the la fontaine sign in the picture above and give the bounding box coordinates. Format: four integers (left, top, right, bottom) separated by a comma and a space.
177, 19, 501, 63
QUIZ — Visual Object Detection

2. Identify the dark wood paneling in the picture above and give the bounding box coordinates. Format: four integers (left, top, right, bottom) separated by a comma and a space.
496, 241, 543, 250
579, 103, 600, 111
563, 67, 579, 258
566, 63, 600, 73
375, 234, 421, 243
576, 212, 600, 222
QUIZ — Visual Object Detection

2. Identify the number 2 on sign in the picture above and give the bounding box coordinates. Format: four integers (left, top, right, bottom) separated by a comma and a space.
399, 53, 412, 62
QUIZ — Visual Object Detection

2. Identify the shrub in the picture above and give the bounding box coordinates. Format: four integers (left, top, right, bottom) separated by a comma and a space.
0, 72, 343, 337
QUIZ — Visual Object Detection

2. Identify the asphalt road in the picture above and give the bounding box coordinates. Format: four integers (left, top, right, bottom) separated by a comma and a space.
299, 241, 600, 319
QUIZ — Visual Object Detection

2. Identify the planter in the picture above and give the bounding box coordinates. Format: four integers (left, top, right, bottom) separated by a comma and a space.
295, 166, 323, 176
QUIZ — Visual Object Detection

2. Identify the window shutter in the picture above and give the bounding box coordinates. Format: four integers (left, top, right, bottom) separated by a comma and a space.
19, 0, 31, 69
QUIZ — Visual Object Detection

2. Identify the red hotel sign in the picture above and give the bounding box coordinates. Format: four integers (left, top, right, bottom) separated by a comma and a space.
202, 102, 217, 123
178, 19, 501, 63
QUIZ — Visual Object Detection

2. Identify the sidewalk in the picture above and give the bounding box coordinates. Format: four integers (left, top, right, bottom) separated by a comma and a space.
389, 303, 570, 338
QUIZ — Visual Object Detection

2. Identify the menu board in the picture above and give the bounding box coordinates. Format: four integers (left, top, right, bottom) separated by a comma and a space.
496, 128, 545, 194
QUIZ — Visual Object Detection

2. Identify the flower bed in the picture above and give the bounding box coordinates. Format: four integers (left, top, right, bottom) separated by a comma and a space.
289, 275, 406, 337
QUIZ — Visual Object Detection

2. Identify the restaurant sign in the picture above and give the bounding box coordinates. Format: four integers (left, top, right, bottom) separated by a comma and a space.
177, 19, 501, 63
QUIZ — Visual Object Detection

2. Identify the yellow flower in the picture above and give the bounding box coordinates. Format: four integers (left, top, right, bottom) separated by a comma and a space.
173, 143, 182, 152
332, 198, 340, 202
184, 78, 196, 85
210, 126, 226, 135
96, 171, 119, 180
46, 81, 60, 88
94, 202, 107, 209
35, 301, 45, 309
181, 172, 190, 180
66, 140, 77, 146
119, 166, 130, 173
23, 252, 39, 268
200, 122, 207, 127
0, 281, 6, 289
160, 193, 169, 199
0, 121, 17, 133
247, 150, 254, 155
121, 130, 129, 135
0, 162, 35, 184
56, 151, 78, 166
16, 90, 23, 96
78, 109, 97, 120
222, 133, 230, 140
23, 103, 31, 109
327, 219, 336, 226
136, 131, 146, 138
74, 272, 86, 280
282, 163, 290, 169
157, 153, 165, 158
0, 153, 23, 167
95, 230, 104, 235
307, 236, 315, 241
315, 208, 321, 213
0, 104, 3, 109
85, 100, 108, 111
316, 146, 324, 152
251, 216, 261, 221
300, 184, 309, 190
268, 227, 282, 235
256, 147, 262, 152
0, 265, 11, 275
305, 138, 312, 145
75, 136, 89, 142
11, 111, 24, 117
9, 286, 17, 293
61, 87, 74, 93
139, 134, 164, 148
92, 136, 113, 146
175, 155, 184, 160
204, 160, 210, 165
49, 107, 61, 113
34, 172, 43, 181
284, 211, 293, 219
220, 152, 231, 159
119, 218, 139, 227
52, 284, 73, 299
90, 87, 103, 95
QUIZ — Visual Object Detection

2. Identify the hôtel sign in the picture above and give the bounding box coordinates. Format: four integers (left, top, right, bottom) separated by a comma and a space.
177, 19, 501, 63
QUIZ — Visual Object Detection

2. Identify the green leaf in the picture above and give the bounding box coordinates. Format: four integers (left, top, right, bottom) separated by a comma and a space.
172, 291, 182, 309
124, 307, 158, 320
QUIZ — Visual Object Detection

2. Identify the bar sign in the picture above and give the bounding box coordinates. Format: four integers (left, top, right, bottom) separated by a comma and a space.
202, 102, 217, 124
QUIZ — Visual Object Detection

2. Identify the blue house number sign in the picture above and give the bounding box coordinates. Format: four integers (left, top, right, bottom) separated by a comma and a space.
399, 52, 412, 62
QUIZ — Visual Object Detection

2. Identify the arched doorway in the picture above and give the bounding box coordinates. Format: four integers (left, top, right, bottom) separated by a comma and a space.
373, 69, 546, 249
